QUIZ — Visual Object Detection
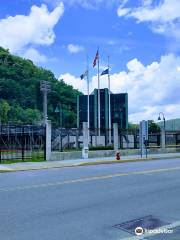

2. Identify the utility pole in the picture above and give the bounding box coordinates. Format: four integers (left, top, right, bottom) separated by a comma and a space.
97, 49, 101, 138
108, 56, 112, 145
87, 55, 90, 146
40, 81, 51, 125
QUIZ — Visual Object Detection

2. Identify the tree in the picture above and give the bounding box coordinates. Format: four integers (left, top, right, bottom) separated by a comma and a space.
0, 46, 82, 126
23, 109, 42, 124
0, 100, 10, 123
128, 122, 139, 131
148, 120, 160, 133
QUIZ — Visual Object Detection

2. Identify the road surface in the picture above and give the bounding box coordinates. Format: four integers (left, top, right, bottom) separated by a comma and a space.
0, 158, 180, 240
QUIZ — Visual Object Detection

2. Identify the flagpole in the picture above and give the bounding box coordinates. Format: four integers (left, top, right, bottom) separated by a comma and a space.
108, 56, 112, 144
87, 55, 90, 145
97, 48, 101, 138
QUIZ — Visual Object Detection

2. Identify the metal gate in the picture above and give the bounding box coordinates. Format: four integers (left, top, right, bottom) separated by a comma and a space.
0, 125, 46, 162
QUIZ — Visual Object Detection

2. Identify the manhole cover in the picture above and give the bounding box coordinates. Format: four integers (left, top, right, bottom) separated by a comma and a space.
113, 215, 169, 235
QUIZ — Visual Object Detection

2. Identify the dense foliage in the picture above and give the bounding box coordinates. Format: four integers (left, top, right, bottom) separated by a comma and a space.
128, 122, 139, 131
148, 120, 161, 133
128, 120, 160, 133
0, 47, 82, 127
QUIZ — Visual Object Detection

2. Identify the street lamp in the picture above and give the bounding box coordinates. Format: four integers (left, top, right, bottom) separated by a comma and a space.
55, 105, 62, 127
158, 112, 166, 130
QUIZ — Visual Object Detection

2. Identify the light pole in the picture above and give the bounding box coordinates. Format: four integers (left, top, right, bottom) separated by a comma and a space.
40, 81, 51, 124
158, 112, 166, 130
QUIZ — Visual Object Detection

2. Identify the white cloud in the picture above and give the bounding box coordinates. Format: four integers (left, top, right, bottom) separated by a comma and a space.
59, 73, 87, 93
22, 48, 47, 63
107, 40, 116, 46
67, 44, 84, 54
118, 0, 180, 22
48, 0, 122, 9
0, 3, 64, 62
60, 54, 180, 123
117, 0, 180, 40
141, 0, 153, 7
117, 7, 130, 17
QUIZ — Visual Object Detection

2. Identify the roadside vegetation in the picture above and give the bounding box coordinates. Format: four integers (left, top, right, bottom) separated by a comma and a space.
0, 47, 82, 127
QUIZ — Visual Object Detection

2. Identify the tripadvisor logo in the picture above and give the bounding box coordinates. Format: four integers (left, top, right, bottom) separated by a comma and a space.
135, 227, 144, 236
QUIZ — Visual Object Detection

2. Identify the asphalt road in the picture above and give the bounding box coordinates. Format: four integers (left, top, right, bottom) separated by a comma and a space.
1, 158, 180, 240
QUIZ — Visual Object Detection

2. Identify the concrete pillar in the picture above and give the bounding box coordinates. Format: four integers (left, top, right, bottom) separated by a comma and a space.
139, 120, 148, 157
113, 123, 119, 151
97, 136, 102, 146
161, 128, 166, 150
46, 120, 51, 161
75, 129, 79, 149
82, 122, 89, 159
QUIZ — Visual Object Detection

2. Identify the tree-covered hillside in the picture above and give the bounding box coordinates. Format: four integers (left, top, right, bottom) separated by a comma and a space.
0, 47, 82, 127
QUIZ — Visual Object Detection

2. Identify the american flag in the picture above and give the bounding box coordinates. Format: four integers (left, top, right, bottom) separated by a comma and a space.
93, 50, 99, 68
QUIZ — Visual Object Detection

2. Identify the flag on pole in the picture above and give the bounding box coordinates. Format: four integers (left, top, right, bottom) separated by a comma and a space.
80, 70, 88, 80
101, 68, 109, 76
93, 50, 99, 67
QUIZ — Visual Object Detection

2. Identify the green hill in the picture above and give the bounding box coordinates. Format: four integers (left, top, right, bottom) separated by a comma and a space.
0, 47, 82, 127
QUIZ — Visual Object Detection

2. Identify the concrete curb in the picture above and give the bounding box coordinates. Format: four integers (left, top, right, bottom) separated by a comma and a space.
78, 155, 180, 166
0, 155, 180, 173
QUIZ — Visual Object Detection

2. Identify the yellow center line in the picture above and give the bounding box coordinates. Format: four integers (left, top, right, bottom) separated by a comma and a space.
1, 166, 180, 192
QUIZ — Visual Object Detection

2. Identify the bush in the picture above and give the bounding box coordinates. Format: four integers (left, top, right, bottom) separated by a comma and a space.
89, 145, 114, 151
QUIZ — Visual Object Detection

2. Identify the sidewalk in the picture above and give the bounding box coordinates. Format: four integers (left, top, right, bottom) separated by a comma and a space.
0, 152, 180, 173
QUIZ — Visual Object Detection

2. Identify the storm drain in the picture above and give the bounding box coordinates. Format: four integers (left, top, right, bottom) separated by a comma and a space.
113, 215, 169, 235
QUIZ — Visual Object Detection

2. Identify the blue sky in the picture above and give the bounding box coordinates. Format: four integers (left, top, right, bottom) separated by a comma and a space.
0, 0, 169, 75
0, 0, 180, 122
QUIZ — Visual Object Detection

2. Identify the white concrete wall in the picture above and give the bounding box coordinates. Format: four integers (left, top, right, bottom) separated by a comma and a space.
50, 147, 180, 161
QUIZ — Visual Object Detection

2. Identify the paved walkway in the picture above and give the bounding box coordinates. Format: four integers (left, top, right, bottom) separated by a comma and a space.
0, 152, 180, 172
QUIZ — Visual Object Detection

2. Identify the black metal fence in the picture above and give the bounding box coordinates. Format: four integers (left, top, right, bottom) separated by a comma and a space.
166, 131, 180, 147
0, 125, 46, 162
51, 126, 180, 151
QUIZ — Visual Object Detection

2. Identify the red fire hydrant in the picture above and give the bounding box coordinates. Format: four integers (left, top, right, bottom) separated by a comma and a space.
116, 151, 120, 160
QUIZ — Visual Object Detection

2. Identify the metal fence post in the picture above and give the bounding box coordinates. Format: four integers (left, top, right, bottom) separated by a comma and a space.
22, 126, 25, 161
0, 125, 1, 163
46, 120, 51, 161
44, 126, 46, 161
175, 133, 178, 148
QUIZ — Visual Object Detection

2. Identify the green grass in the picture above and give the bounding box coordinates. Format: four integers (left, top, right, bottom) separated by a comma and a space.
0, 152, 45, 164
